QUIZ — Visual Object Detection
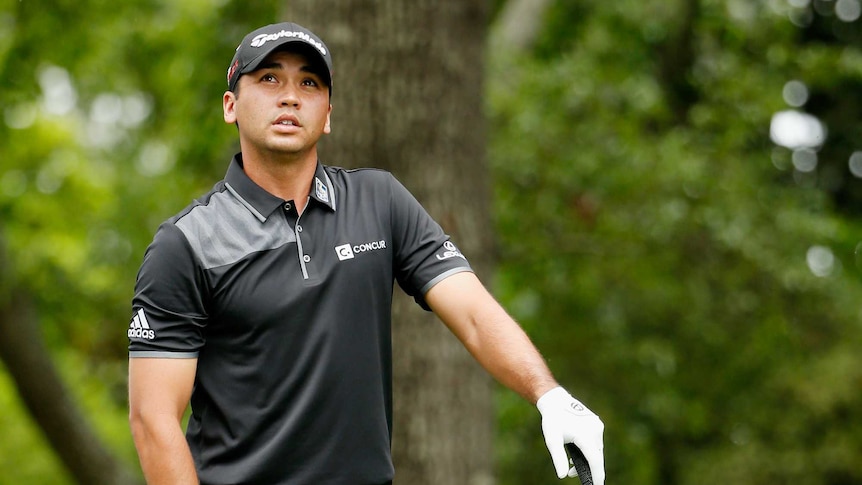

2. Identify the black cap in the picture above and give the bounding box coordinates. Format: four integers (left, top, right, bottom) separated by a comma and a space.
227, 22, 332, 92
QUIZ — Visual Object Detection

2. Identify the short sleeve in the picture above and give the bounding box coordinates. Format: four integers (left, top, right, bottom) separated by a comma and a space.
128, 222, 208, 357
388, 174, 473, 310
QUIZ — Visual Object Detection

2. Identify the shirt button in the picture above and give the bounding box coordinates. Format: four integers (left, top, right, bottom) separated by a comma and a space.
296, 225, 303, 232
303, 255, 311, 263
284, 202, 292, 211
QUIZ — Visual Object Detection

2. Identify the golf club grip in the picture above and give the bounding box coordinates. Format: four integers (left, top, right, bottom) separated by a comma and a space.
565, 443, 593, 485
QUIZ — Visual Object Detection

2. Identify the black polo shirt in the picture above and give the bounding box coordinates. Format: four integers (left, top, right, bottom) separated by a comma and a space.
129, 154, 472, 485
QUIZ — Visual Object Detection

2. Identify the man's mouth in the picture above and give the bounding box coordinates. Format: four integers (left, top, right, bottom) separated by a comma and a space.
274, 115, 300, 126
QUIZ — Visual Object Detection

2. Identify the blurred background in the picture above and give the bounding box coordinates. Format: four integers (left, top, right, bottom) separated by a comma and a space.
1, 0, 861, 483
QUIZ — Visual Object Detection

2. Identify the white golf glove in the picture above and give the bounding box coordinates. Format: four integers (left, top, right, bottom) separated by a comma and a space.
537, 387, 605, 483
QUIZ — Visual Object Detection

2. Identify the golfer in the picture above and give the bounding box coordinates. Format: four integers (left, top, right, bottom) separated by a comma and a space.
128, 21, 605, 485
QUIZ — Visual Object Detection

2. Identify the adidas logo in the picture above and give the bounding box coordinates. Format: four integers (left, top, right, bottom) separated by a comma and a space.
128, 308, 155, 340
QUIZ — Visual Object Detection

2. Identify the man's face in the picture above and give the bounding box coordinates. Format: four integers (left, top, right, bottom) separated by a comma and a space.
223, 49, 331, 160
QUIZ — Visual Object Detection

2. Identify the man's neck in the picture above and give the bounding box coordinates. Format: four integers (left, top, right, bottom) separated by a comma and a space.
241, 150, 319, 214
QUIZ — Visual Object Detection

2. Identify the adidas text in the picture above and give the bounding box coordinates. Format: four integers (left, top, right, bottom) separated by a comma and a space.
128, 308, 155, 340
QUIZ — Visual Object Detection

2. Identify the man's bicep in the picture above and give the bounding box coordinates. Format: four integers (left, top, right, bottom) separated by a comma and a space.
425, 271, 490, 311
129, 357, 197, 420
425, 272, 500, 341
426, 272, 558, 403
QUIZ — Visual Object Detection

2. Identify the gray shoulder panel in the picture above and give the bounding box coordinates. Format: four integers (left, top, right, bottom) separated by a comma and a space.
176, 190, 295, 269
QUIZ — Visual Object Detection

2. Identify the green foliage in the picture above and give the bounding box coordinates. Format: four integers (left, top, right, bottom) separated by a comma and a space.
0, 0, 280, 482
0, 369, 74, 485
2, 0, 862, 483
0, 349, 138, 485
490, 1, 862, 484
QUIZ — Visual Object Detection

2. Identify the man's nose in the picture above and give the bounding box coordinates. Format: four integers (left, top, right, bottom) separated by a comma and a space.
279, 86, 300, 107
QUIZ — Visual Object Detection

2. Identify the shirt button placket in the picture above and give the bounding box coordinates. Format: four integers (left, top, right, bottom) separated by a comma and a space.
282, 201, 308, 279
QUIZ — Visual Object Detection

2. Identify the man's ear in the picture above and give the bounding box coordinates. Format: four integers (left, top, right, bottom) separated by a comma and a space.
323, 104, 332, 134
223, 91, 237, 124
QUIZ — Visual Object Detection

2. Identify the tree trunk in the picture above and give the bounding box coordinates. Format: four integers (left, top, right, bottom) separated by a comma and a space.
286, 1, 495, 484
0, 246, 142, 485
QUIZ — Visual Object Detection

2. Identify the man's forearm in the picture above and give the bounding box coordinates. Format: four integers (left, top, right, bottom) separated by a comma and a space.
426, 272, 560, 403
427, 272, 606, 482
462, 303, 559, 403
131, 417, 198, 484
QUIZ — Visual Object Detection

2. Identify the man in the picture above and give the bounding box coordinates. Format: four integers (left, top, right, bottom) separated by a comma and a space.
128, 22, 604, 485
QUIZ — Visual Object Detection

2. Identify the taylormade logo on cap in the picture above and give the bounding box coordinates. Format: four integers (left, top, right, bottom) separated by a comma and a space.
250, 30, 327, 57
227, 22, 333, 92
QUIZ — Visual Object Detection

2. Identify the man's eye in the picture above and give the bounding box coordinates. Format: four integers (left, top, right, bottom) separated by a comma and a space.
261, 74, 277, 82
302, 78, 319, 87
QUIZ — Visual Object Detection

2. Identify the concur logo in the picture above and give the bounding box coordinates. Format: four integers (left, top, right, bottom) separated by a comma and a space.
335, 244, 354, 261
335, 240, 387, 261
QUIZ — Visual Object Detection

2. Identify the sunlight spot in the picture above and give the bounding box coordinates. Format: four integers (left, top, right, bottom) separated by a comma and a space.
848, 151, 862, 178
4, 103, 37, 129
85, 121, 126, 148
792, 148, 818, 172
788, 6, 815, 26
728, 0, 757, 23
782, 80, 809, 107
136, 141, 176, 177
836, 0, 862, 20
34, 150, 76, 195
770, 110, 826, 149
90, 93, 124, 124
120, 92, 153, 128
807, 245, 835, 277
38, 65, 77, 116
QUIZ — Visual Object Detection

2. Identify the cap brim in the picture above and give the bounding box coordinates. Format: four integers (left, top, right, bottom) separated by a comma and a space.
239, 40, 331, 88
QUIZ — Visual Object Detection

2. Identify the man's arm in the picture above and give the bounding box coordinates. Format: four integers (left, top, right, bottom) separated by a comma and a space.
129, 357, 198, 485
425, 271, 605, 483
424, 271, 558, 403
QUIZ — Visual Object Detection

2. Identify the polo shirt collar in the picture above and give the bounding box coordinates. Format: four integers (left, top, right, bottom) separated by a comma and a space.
309, 162, 337, 212
224, 154, 337, 223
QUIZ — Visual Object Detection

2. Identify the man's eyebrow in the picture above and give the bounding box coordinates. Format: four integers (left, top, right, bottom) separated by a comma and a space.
299, 65, 323, 76
254, 62, 321, 77
256, 61, 284, 71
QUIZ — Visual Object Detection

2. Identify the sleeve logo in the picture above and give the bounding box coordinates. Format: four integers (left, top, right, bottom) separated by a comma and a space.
128, 308, 156, 340
435, 241, 466, 261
